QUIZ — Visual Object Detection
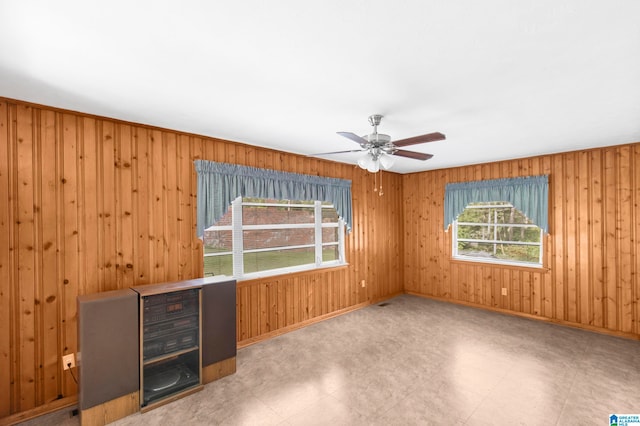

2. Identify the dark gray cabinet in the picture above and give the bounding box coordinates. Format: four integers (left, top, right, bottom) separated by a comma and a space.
135, 284, 203, 409
78, 277, 237, 423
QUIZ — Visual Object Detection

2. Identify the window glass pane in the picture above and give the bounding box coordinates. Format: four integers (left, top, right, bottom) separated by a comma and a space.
458, 208, 492, 223
243, 204, 314, 225
322, 227, 338, 243
457, 242, 540, 264
203, 229, 232, 252
495, 226, 540, 243
460, 205, 535, 224
203, 252, 232, 276
243, 229, 314, 250
457, 224, 494, 240
456, 241, 495, 258
497, 244, 540, 263
454, 201, 542, 266
244, 248, 315, 273
203, 197, 346, 278
322, 208, 339, 223
322, 245, 338, 262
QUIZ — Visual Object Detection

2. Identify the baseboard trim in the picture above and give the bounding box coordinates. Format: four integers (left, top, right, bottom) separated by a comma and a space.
0, 396, 76, 426
237, 300, 370, 348
406, 291, 640, 341
80, 392, 139, 426
202, 357, 236, 384
371, 291, 404, 305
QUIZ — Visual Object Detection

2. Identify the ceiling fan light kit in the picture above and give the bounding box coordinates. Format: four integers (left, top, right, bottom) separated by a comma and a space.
311, 114, 445, 172
357, 155, 378, 172
357, 149, 395, 173
378, 153, 395, 170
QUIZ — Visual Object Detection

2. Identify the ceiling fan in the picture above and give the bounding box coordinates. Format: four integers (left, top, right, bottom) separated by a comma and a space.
313, 115, 445, 172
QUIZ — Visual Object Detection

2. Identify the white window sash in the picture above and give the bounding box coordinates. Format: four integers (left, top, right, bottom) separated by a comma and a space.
205, 197, 345, 279
452, 204, 543, 268
232, 197, 244, 277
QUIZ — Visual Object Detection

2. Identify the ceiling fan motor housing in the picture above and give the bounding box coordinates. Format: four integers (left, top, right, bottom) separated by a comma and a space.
364, 133, 391, 146
368, 114, 383, 127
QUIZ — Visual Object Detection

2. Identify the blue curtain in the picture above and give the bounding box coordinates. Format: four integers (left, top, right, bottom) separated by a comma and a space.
444, 175, 549, 233
195, 160, 353, 237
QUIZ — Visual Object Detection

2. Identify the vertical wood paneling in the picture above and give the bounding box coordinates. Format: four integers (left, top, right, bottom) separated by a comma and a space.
150, 129, 165, 283
135, 127, 150, 285
101, 121, 117, 292
564, 153, 577, 323
634, 145, 640, 336
539, 156, 552, 318
604, 148, 618, 330
39, 109, 59, 405
551, 158, 564, 320
577, 151, 590, 324
17, 105, 36, 411
61, 113, 79, 396
81, 118, 99, 294
0, 98, 404, 420
590, 150, 604, 327
117, 125, 135, 289
618, 147, 633, 333
0, 100, 11, 416
403, 144, 640, 341
177, 134, 192, 281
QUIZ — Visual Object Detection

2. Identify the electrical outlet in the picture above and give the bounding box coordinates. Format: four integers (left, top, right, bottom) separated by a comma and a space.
62, 353, 75, 370
360, 280, 366, 288
501, 288, 508, 296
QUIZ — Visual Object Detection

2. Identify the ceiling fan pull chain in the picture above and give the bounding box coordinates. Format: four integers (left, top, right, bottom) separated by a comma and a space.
373, 171, 377, 192
379, 171, 384, 196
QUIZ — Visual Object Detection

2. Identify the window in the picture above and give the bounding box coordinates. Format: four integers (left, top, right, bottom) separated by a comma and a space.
203, 197, 346, 279
452, 202, 543, 267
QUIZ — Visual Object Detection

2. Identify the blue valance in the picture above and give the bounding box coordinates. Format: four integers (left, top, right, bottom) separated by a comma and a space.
195, 160, 353, 237
444, 175, 549, 233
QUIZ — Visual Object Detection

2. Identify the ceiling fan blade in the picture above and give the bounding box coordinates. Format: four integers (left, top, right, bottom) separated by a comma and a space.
309, 149, 366, 156
337, 132, 369, 145
393, 132, 445, 147
392, 149, 434, 161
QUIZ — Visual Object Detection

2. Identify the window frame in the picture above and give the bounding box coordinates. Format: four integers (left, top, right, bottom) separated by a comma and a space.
203, 197, 346, 280
451, 202, 544, 268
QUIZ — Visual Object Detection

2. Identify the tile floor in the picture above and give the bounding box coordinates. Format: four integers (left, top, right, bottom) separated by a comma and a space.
20, 295, 640, 425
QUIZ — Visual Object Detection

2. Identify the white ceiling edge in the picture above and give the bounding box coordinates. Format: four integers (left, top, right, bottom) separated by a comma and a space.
1, 0, 640, 174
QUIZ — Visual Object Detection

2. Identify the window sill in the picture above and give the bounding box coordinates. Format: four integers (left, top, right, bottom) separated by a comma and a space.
450, 256, 548, 273
216, 262, 350, 283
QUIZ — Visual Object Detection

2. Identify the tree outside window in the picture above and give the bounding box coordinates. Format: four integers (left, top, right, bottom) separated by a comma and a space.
453, 202, 543, 267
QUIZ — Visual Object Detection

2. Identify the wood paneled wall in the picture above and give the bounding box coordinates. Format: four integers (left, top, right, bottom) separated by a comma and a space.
403, 146, 640, 338
0, 98, 404, 420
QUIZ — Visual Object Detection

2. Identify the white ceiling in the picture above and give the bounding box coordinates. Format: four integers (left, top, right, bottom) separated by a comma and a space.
2, 1, 640, 174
